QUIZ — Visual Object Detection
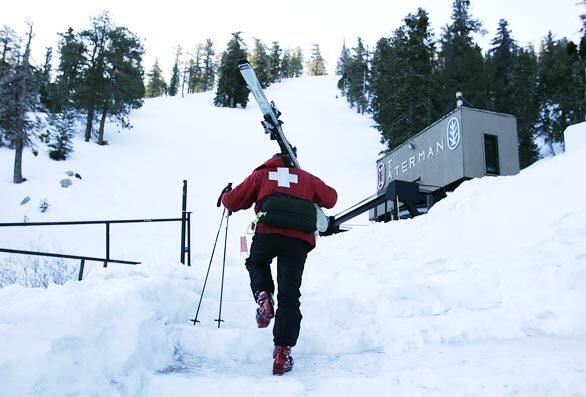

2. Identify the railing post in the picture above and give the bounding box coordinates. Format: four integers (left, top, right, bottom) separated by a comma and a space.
78, 259, 85, 281
187, 212, 191, 266
180, 180, 187, 264
104, 222, 110, 268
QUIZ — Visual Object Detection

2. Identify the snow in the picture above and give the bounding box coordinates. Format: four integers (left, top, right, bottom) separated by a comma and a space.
1, 77, 586, 396
564, 121, 586, 153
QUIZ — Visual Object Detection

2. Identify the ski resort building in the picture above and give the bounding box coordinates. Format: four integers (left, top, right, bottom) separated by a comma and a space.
369, 106, 520, 221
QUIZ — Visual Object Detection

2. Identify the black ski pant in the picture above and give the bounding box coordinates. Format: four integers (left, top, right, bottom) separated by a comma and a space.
245, 233, 311, 347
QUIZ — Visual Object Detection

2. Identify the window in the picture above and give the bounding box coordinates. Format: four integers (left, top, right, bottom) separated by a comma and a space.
484, 134, 500, 175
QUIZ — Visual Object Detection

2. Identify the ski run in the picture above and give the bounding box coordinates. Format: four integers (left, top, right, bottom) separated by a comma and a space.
1, 75, 586, 396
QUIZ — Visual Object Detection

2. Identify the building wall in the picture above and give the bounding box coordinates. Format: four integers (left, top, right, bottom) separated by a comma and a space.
376, 107, 465, 194
370, 107, 520, 221
461, 108, 519, 178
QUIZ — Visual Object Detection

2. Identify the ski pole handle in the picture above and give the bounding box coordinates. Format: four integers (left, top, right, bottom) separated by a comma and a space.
217, 183, 233, 207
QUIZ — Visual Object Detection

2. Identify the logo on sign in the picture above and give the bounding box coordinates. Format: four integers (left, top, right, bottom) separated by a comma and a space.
377, 162, 385, 190
447, 117, 460, 150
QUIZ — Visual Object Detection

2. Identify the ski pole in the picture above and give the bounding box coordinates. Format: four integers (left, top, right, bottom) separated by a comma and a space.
191, 208, 226, 325
214, 211, 230, 328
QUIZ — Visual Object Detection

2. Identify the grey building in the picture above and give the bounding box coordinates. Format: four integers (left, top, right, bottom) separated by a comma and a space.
370, 106, 520, 221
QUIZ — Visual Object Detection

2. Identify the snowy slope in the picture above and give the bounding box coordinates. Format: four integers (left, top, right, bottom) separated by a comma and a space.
1, 78, 586, 396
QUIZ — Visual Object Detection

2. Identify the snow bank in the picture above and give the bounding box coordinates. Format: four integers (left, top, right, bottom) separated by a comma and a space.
564, 121, 586, 153
1, 77, 586, 395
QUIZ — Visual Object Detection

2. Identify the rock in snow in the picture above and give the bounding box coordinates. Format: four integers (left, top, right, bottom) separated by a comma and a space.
60, 178, 72, 188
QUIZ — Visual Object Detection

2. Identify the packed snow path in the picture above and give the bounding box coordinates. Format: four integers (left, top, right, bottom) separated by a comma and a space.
1, 77, 586, 396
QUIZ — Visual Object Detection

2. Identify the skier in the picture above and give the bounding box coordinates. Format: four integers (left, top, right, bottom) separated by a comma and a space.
220, 153, 337, 375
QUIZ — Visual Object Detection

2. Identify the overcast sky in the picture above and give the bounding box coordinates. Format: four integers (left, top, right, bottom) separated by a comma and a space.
2, 0, 584, 76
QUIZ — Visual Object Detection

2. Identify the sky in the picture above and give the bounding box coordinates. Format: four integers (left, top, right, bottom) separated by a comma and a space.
2, 0, 584, 76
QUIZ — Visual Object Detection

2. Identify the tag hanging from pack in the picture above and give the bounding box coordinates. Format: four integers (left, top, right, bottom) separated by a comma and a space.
240, 236, 248, 254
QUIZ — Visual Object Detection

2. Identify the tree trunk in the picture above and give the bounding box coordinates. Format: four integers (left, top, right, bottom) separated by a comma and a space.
84, 105, 94, 142
13, 139, 24, 183
97, 105, 108, 145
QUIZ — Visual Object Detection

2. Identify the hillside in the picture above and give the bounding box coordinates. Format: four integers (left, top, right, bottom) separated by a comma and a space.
1, 77, 586, 396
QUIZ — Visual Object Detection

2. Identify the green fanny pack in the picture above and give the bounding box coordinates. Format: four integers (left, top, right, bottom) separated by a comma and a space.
254, 194, 317, 233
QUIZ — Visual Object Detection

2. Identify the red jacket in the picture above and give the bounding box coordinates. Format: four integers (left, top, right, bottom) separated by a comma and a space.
222, 156, 338, 247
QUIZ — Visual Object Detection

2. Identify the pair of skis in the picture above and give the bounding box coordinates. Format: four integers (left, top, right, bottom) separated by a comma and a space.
237, 61, 329, 233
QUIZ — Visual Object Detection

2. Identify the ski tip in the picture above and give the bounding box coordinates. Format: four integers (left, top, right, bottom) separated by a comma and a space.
237, 60, 251, 70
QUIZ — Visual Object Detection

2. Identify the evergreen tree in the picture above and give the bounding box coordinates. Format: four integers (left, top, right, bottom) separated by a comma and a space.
307, 44, 327, 76
202, 39, 215, 91
487, 19, 516, 112
52, 27, 85, 112
487, 19, 539, 168
77, 13, 112, 142
95, 25, 145, 145
250, 38, 271, 88
269, 41, 282, 83
290, 47, 304, 77
336, 40, 351, 95
370, 8, 437, 150
536, 32, 583, 153
168, 46, 181, 96
281, 50, 292, 78
512, 46, 540, 167
436, 0, 488, 113
214, 32, 249, 108
0, 24, 38, 183
188, 45, 203, 93
145, 59, 167, 97
47, 108, 75, 160
345, 37, 369, 114
39, 47, 53, 110
0, 25, 20, 147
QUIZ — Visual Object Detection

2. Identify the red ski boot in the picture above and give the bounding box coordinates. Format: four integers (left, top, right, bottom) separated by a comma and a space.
273, 346, 294, 375
255, 291, 274, 328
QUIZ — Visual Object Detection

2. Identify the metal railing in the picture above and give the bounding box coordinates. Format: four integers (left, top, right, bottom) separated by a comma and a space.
0, 248, 140, 281
0, 181, 192, 280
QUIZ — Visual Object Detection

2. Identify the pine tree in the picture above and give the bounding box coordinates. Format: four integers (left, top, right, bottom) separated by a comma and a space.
47, 108, 75, 160
370, 8, 437, 150
290, 47, 304, 77
202, 39, 215, 91
487, 19, 517, 113
281, 50, 292, 78
214, 32, 249, 108
77, 13, 112, 142
512, 46, 540, 167
307, 44, 327, 76
536, 32, 582, 154
250, 38, 271, 88
188, 45, 203, 93
345, 37, 369, 114
487, 19, 539, 168
269, 41, 282, 83
0, 25, 20, 147
145, 59, 167, 97
95, 25, 145, 145
436, 0, 488, 113
168, 46, 181, 97
39, 47, 53, 110
52, 27, 85, 112
336, 40, 351, 95
0, 23, 38, 183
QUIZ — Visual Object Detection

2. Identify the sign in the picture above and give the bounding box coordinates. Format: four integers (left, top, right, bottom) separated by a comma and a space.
377, 163, 385, 190
447, 117, 461, 150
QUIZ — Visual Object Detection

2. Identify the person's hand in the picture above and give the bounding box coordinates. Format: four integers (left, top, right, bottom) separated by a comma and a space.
217, 183, 233, 207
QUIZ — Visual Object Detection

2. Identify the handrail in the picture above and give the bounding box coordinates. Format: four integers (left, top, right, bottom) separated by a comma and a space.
0, 217, 186, 227
0, 248, 140, 264
0, 247, 141, 281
